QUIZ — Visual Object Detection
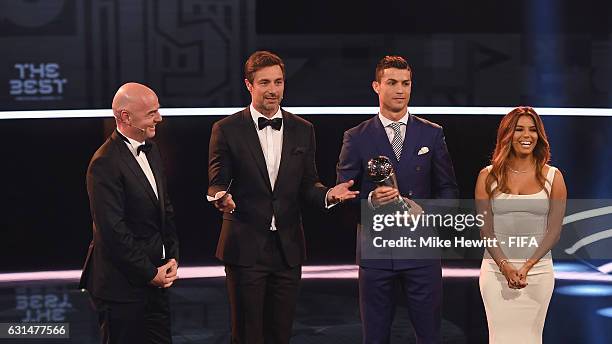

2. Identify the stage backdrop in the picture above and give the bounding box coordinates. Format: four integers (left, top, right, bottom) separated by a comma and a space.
0, 111, 609, 272
1, 0, 611, 111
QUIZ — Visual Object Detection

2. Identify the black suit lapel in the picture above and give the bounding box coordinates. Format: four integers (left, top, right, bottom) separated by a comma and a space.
241, 109, 273, 193
274, 110, 296, 195
111, 132, 160, 207
147, 145, 166, 226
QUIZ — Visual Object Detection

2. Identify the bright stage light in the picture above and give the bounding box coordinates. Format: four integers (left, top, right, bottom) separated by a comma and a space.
555, 285, 612, 297
1, 106, 611, 120
596, 307, 612, 318
2, 264, 612, 283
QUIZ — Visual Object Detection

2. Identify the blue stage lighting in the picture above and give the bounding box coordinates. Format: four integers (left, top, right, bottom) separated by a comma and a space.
553, 262, 594, 272
555, 285, 612, 297
597, 307, 612, 318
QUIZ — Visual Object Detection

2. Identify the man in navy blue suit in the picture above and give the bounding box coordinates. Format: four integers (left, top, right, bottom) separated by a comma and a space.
336, 56, 459, 344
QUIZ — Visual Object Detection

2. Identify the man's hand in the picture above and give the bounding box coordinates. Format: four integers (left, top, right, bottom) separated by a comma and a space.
371, 186, 399, 208
165, 258, 179, 287
213, 191, 236, 213
327, 180, 360, 203
149, 260, 179, 288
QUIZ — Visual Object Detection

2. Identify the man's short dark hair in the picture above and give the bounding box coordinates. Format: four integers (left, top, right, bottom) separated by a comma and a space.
244, 51, 285, 83
375, 55, 412, 82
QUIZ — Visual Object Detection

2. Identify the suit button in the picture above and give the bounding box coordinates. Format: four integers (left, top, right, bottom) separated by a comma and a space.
273, 196, 277, 201
416, 166, 421, 171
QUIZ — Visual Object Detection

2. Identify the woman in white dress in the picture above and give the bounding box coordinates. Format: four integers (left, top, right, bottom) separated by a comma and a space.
475, 106, 567, 344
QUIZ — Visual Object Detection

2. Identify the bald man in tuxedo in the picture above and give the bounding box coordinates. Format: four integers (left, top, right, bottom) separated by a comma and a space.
80, 82, 179, 343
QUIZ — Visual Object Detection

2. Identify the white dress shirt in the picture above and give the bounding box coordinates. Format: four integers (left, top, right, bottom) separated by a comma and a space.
117, 128, 165, 258
117, 128, 159, 199
250, 105, 284, 231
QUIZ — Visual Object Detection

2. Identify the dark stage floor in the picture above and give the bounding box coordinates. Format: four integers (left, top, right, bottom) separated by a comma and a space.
1, 263, 611, 343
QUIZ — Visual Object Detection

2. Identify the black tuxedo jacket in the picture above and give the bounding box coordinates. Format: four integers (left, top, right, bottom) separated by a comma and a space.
208, 108, 328, 267
79, 131, 179, 302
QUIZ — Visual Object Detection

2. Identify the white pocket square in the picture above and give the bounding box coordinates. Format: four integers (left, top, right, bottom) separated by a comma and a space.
417, 146, 429, 155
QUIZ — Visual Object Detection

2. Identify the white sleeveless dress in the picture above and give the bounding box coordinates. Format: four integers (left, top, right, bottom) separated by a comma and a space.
479, 166, 557, 344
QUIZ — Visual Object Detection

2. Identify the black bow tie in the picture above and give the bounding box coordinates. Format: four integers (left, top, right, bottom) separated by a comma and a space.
116, 130, 152, 156
137, 142, 152, 155
258, 117, 282, 131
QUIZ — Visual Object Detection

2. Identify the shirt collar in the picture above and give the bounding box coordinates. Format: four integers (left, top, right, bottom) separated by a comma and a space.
378, 112, 409, 128
117, 127, 145, 154
250, 104, 283, 127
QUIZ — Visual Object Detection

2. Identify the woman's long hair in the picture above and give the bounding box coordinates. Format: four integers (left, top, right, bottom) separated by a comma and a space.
486, 106, 551, 197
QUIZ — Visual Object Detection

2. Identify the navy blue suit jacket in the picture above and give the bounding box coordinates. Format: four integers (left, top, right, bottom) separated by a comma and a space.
336, 114, 459, 269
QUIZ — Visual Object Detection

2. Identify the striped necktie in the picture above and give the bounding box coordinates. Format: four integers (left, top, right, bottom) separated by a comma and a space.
388, 122, 404, 161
